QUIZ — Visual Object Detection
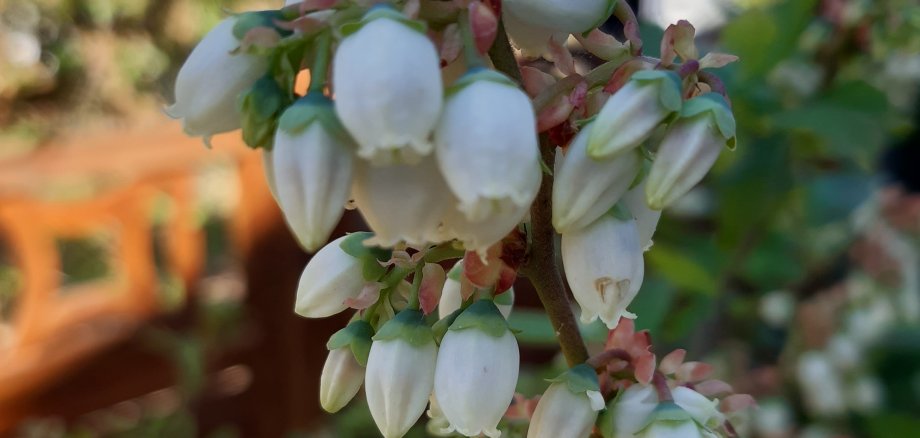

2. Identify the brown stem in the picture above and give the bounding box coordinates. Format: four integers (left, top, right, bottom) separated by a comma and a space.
587, 348, 632, 369
488, 16, 589, 367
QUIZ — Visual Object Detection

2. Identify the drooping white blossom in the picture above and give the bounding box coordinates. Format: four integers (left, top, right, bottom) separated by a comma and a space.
553, 123, 642, 233
167, 16, 269, 141
352, 155, 451, 247
502, 7, 566, 58
620, 179, 662, 251
561, 211, 644, 329
528, 365, 605, 438
435, 70, 542, 224
271, 96, 355, 252
587, 71, 684, 160
435, 300, 519, 438
645, 93, 736, 210
366, 310, 438, 438
319, 347, 365, 413
503, 0, 617, 34
294, 235, 366, 318
333, 8, 443, 164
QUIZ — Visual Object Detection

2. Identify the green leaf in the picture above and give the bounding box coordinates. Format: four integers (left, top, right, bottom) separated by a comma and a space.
373, 309, 435, 347
339, 232, 392, 281
627, 277, 675, 335
804, 173, 872, 227
646, 245, 718, 296
238, 75, 290, 150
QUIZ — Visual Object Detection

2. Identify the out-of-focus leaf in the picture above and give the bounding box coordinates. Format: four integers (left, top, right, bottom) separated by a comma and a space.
721, 11, 777, 80
646, 246, 719, 296
741, 232, 807, 290
662, 295, 716, 342
629, 277, 675, 335
866, 414, 920, 438
804, 173, 873, 226
506, 310, 607, 346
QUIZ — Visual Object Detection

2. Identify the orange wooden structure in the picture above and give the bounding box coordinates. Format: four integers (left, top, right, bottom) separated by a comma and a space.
0, 118, 344, 436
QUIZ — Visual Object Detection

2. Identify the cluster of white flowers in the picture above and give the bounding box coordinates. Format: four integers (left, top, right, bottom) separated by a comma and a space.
169, 0, 739, 436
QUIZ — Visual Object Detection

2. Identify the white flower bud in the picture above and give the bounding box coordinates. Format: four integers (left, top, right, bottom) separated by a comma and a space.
294, 235, 365, 318
502, 8, 565, 58
553, 123, 642, 233
167, 16, 269, 140
366, 310, 438, 438
333, 8, 443, 164
645, 93, 736, 210
352, 155, 451, 247
504, 0, 616, 34
272, 96, 355, 252
440, 197, 532, 256
319, 347, 365, 413
528, 365, 605, 438
561, 212, 644, 329
435, 301, 520, 438
672, 387, 724, 429
636, 416, 709, 438
587, 71, 683, 160
610, 384, 658, 436
435, 70, 541, 223
620, 179, 661, 251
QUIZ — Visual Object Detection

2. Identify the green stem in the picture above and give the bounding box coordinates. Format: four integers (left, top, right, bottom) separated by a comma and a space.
458, 8, 485, 69
308, 30, 332, 94
407, 264, 424, 310
488, 24, 589, 367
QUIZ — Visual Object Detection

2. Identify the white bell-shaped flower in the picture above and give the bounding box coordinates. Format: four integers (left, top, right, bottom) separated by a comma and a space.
319, 347, 365, 413
527, 365, 605, 438
294, 235, 365, 318
672, 387, 725, 430
611, 384, 659, 437
587, 71, 683, 160
553, 123, 642, 233
352, 155, 451, 247
166, 15, 270, 141
435, 300, 520, 438
636, 416, 710, 438
561, 210, 644, 329
333, 7, 443, 164
366, 310, 439, 438
646, 93, 736, 210
272, 95, 355, 252
440, 196, 532, 256
620, 179, 661, 251
502, 8, 566, 58
435, 69, 541, 224
503, 0, 617, 34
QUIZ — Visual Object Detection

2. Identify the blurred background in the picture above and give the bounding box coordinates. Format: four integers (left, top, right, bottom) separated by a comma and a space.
0, 0, 918, 437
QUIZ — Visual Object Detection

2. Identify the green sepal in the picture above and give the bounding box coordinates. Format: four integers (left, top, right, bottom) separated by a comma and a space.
238, 75, 290, 150
587, 0, 620, 34
630, 70, 683, 113
278, 93, 350, 142
494, 288, 514, 306
606, 202, 633, 222
448, 299, 509, 338
679, 92, 737, 150
635, 401, 701, 433
446, 67, 518, 97
373, 309, 436, 348
546, 363, 602, 395
232, 10, 293, 41
340, 5, 427, 37
339, 232, 392, 282
326, 320, 374, 366
446, 261, 464, 281
627, 154, 652, 190
432, 308, 464, 344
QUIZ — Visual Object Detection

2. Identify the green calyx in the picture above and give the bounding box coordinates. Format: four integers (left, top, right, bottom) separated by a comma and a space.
446, 261, 464, 281
327, 320, 375, 366
679, 92, 737, 150
494, 287, 514, 306
238, 75, 290, 150
232, 10, 292, 41
432, 307, 464, 344
630, 70, 684, 113
448, 299, 509, 338
338, 232, 393, 282
547, 363, 602, 396
340, 4, 427, 37
446, 68, 519, 97
373, 309, 436, 348
277, 93, 353, 142
636, 402, 702, 433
